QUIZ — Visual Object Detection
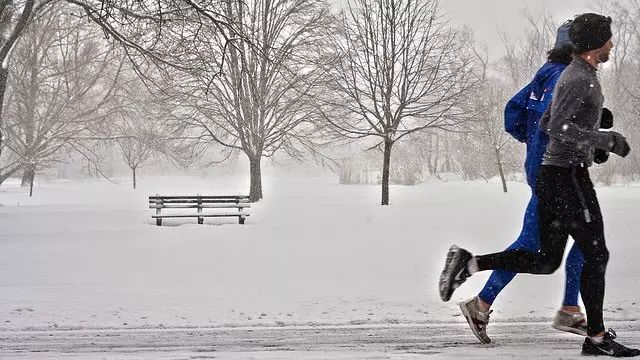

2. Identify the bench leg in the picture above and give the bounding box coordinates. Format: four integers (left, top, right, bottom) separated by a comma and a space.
155, 206, 162, 226
239, 216, 245, 225
198, 217, 204, 225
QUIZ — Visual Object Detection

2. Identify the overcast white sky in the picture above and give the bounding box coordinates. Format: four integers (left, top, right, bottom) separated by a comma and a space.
331, 0, 599, 59
440, 0, 593, 59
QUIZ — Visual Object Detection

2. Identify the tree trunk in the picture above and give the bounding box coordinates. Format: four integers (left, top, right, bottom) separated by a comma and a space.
132, 166, 137, 189
249, 156, 263, 202
21, 166, 34, 187
339, 161, 352, 185
22, 163, 36, 197
495, 147, 508, 193
29, 171, 34, 197
381, 139, 393, 205
432, 134, 439, 176
0, 67, 8, 156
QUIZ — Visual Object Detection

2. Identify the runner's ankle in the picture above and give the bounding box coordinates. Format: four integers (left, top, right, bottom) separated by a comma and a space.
561, 305, 581, 313
478, 297, 491, 312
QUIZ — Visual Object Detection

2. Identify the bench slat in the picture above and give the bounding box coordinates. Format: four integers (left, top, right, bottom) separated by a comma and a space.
149, 195, 250, 200
149, 204, 251, 209
149, 199, 250, 204
152, 213, 250, 218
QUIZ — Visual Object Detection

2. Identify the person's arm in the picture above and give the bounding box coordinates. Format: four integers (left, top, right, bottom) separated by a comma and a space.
504, 83, 532, 143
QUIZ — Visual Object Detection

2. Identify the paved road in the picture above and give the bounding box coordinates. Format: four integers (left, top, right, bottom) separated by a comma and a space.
2, 321, 639, 359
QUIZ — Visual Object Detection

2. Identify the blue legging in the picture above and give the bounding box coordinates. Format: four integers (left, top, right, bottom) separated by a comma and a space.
478, 192, 584, 306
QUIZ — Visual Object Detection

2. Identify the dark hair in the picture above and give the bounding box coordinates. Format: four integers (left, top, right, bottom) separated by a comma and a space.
547, 44, 573, 64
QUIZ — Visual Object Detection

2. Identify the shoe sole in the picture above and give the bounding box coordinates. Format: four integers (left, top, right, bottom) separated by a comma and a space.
439, 246, 463, 302
581, 347, 640, 357
459, 301, 491, 344
580, 350, 599, 357
552, 323, 588, 337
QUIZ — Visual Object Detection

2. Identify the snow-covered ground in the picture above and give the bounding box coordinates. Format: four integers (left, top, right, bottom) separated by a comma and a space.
1, 171, 640, 358
3, 321, 640, 359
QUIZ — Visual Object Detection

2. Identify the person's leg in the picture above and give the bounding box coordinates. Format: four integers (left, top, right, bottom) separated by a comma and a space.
473, 166, 569, 274
563, 242, 584, 308
439, 166, 570, 304
573, 169, 640, 357
567, 169, 608, 337
473, 187, 586, 339
477, 194, 539, 307
569, 218, 607, 337
461, 195, 539, 344
545, 205, 586, 336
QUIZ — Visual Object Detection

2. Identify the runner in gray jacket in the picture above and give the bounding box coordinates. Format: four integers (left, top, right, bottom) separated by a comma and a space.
439, 13, 638, 357
539, 54, 628, 167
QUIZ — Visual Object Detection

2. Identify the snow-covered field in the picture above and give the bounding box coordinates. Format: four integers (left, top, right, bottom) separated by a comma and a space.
2, 171, 640, 358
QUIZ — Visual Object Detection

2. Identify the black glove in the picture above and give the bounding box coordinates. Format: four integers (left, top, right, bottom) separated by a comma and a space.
594, 108, 614, 164
608, 131, 631, 157
594, 149, 610, 164
600, 107, 613, 129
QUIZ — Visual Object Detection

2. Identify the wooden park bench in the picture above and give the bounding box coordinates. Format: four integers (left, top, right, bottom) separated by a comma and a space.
149, 195, 251, 226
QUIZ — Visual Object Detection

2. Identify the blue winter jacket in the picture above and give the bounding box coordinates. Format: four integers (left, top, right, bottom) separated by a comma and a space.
504, 62, 567, 187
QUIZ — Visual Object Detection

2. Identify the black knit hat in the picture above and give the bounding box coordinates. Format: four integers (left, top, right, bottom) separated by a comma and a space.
569, 13, 612, 54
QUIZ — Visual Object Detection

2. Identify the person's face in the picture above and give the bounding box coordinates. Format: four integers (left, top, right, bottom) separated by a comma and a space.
597, 39, 614, 63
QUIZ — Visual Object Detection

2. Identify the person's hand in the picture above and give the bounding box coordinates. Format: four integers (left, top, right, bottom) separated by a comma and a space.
594, 149, 610, 164
600, 107, 613, 129
608, 131, 631, 157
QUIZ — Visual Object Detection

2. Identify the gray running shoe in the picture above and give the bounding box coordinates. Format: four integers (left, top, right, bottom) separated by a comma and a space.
459, 296, 492, 344
552, 309, 587, 336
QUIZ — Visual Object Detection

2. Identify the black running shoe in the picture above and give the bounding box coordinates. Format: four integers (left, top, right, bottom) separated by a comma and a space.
582, 329, 640, 357
439, 245, 472, 302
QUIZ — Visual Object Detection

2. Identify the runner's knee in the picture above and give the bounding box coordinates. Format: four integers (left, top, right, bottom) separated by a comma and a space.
537, 252, 563, 274
585, 247, 609, 272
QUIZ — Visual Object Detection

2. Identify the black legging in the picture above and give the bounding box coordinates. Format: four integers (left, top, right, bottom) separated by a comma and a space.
476, 165, 608, 337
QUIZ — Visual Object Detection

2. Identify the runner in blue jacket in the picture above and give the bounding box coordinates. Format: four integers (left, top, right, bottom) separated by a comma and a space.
458, 20, 590, 343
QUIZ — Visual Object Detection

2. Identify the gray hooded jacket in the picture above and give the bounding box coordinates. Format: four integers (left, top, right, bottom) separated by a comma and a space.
539, 56, 612, 167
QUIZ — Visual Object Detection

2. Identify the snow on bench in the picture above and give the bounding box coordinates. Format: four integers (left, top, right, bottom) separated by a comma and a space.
149, 195, 251, 226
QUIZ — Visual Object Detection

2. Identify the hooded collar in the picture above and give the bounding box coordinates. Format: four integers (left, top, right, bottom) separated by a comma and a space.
572, 54, 599, 74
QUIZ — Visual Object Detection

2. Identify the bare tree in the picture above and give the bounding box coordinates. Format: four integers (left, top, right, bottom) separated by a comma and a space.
475, 81, 514, 192
321, 0, 477, 205
0, 0, 241, 155
116, 134, 154, 189
163, 0, 332, 201
112, 77, 185, 189
498, 9, 557, 91
2, 5, 122, 194
472, 42, 515, 192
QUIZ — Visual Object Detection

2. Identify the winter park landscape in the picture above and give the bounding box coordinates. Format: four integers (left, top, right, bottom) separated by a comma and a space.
2, 170, 640, 359
3, 0, 640, 358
